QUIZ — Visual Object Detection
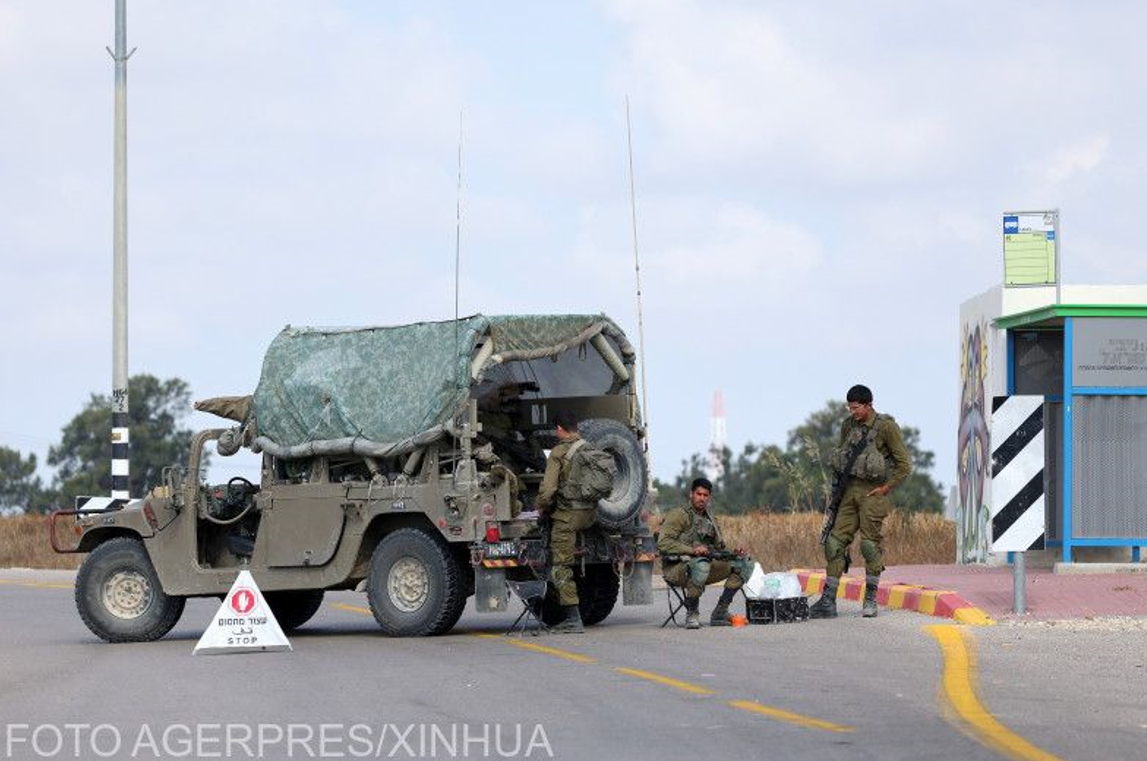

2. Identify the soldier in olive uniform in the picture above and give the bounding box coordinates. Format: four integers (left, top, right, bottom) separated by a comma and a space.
536, 411, 597, 634
658, 478, 753, 629
810, 385, 912, 619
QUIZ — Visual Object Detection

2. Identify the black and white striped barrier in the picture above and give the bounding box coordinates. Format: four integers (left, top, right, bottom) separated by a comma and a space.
74, 496, 128, 512
990, 395, 1046, 552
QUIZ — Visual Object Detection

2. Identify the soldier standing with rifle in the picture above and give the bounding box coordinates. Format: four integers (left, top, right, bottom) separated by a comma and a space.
658, 478, 753, 629
810, 385, 912, 619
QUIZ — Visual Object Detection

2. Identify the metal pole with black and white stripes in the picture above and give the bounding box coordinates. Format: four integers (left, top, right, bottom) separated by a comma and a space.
108, 0, 135, 500
990, 395, 1048, 615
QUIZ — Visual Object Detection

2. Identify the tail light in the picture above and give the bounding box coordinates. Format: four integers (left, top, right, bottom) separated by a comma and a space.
485, 522, 501, 543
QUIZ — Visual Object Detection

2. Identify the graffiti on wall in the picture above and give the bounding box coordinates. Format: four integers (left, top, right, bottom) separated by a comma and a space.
957, 321, 991, 563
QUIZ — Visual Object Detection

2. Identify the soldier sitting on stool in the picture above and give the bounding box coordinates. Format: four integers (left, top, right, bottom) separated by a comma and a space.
658, 478, 753, 629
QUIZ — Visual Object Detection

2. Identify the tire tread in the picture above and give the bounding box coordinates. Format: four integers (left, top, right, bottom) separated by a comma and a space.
74, 536, 185, 644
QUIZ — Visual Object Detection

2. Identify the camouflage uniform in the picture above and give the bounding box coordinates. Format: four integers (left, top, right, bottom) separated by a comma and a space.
658, 505, 753, 599
825, 413, 912, 579
537, 434, 597, 607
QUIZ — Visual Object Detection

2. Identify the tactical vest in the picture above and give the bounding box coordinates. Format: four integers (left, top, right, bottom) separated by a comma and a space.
670, 506, 721, 549
829, 415, 889, 482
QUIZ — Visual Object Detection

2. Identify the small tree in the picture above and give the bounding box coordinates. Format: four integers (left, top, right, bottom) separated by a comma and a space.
659, 399, 945, 514
0, 447, 48, 514
48, 375, 201, 505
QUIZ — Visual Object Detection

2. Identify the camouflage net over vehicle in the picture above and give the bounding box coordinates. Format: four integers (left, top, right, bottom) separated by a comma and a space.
249, 314, 635, 461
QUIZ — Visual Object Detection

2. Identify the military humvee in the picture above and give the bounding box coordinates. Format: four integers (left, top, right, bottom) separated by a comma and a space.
51, 315, 657, 641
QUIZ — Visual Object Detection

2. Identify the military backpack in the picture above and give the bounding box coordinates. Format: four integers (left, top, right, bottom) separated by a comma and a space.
558, 439, 617, 507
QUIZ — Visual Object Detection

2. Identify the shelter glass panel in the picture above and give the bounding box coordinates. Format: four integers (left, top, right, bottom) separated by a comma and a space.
1013, 330, 1063, 396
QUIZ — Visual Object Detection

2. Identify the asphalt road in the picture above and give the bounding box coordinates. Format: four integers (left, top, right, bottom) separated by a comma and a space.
0, 569, 1144, 761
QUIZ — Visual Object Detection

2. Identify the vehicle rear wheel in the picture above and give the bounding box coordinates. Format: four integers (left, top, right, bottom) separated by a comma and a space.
539, 564, 619, 627
366, 528, 466, 637
75, 537, 185, 643
580, 565, 620, 626
264, 590, 325, 631
578, 418, 648, 530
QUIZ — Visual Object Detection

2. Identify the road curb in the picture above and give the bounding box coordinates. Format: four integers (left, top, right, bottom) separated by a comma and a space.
793, 569, 995, 626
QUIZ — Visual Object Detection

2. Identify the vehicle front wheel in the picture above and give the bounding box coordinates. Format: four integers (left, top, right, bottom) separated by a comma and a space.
74, 537, 185, 643
366, 528, 467, 637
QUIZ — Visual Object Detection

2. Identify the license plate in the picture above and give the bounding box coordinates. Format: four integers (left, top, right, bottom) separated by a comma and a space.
485, 541, 518, 559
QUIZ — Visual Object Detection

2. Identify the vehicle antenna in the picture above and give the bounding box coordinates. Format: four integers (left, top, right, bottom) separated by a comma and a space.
452, 110, 469, 491
626, 96, 652, 470
454, 109, 463, 392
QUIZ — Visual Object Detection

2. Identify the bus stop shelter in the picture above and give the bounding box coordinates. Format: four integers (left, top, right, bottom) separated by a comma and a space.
993, 304, 1147, 563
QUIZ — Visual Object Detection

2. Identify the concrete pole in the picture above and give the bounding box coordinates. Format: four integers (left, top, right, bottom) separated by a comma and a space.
1013, 551, 1026, 614
109, 0, 133, 500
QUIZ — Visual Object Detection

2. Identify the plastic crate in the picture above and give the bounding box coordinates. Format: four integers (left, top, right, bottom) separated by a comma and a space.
746, 598, 774, 624
746, 596, 809, 624
775, 596, 810, 623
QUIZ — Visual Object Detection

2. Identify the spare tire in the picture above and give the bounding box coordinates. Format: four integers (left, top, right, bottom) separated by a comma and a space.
578, 418, 647, 530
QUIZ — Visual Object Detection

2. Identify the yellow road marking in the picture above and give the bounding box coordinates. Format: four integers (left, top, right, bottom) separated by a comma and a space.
472, 633, 597, 663
0, 579, 73, 590
331, 600, 852, 733
728, 700, 855, 733
334, 604, 594, 663
926, 625, 1065, 761
612, 667, 714, 695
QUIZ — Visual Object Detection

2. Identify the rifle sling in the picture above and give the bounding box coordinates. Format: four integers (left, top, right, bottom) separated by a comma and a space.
563, 438, 586, 461
838, 419, 879, 485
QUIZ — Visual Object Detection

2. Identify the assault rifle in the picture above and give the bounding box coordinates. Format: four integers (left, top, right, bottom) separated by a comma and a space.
818, 473, 850, 546
818, 424, 879, 546
661, 548, 746, 563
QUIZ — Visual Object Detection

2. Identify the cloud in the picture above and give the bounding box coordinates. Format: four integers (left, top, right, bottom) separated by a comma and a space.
649, 200, 823, 291
1041, 134, 1111, 186
566, 197, 823, 307
606, 0, 952, 185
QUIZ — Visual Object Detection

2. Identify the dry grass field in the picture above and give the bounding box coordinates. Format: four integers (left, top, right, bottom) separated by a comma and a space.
0, 515, 82, 570
715, 510, 956, 571
1, 510, 955, 572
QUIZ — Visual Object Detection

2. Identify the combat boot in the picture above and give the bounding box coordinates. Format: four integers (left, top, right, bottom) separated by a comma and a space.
684, 596, 701, 629
809, 576, 839, 619
551, 605, 584, 634
862, 575, 879, 618
709, 587, 738, 626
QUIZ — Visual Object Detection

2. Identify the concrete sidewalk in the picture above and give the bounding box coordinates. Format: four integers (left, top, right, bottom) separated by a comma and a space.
882, 563, 1147, 621
798, 564, 1147, 624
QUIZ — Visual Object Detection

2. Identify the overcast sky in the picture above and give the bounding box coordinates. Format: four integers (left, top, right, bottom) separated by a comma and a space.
2, 1, 1145, 495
